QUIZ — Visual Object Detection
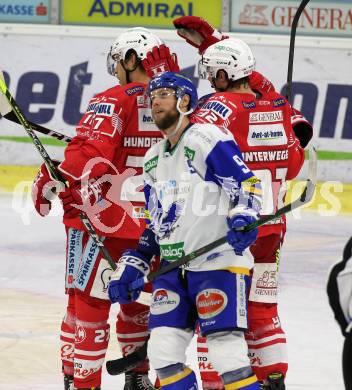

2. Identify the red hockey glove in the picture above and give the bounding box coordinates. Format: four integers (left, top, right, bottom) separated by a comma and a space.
291, 107, 313, 148
173, 16, 228, 54
31, 161, 64, 217
142, 44, 180, 77
58, 178, 105, 219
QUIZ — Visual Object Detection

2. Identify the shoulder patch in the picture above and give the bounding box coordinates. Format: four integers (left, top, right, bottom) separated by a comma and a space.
125, 86, 145, 96
242, 101, 256, 109
144, 155, 158, 173
184, 146, 195, 161
272, 98, 286, 107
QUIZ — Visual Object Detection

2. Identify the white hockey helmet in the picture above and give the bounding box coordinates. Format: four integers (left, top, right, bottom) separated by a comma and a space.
198, 38, 255, 82
107, 27, 164, 76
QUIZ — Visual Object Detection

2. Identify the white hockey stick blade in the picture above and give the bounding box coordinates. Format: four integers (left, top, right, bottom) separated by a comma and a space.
0, 71, 12, 116
304, 145, 317, 203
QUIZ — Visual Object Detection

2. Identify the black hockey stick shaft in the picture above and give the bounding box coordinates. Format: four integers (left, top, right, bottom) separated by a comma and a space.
3, 110, 72, 143
0, 77, 117, 271
286, 0, 311, 103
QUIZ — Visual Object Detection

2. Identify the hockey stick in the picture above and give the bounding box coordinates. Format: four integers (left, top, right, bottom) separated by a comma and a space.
285, 0, 311, 103
0, 73, 154, 306
106, 146, 317, 375
130, 145, 317, 291
0, 72, 72, 143
0, 75, 119, 270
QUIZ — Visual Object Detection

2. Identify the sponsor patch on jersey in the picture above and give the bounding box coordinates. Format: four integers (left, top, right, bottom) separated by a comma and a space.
258, 100, 271, 106
125, 86, 144, 96
249, 263, 278, 304
132, 206, 145, 219
242, 101, 256, 109
272, 98, 286, 107
144, 156, 158, 173
93, 103, 115, 117
150, 289, 180, 315
160, 242, 184, 261
248, 123, 287, 146
184, 146, 195, 161
200, 101, 232, 119
138, 107, 158, 132
90, 258, 113, 300
196, 289, 228, 319
249, 111, 283, 123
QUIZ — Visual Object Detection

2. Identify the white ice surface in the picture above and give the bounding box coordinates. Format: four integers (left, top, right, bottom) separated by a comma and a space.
0, 193, 350, 389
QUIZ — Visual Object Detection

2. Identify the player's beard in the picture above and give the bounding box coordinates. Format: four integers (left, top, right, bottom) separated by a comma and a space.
154, 110, 180, 131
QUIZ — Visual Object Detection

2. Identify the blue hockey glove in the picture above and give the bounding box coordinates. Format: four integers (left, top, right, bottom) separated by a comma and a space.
108, 250, 150, 304
227, 214, 258, 255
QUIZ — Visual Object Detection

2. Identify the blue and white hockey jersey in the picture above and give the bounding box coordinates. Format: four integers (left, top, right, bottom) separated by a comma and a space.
143, 122, 262, 273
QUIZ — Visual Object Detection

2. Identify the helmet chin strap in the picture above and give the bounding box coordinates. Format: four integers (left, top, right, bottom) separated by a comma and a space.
120, 59, 139, 84
164, 98, 193, 139
212, 77, 231, 93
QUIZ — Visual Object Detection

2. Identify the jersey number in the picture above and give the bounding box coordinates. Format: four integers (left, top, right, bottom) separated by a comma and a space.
253, 168, 287, 214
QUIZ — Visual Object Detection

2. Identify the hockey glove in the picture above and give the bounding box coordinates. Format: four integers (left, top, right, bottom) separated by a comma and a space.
173, 16, 228, 54
227, 214, 258, 255
108, 250, 150, 304
31, 161, 65, 217
142, 44, 180, 77
291, 107, 313, 148
58, 178, 104, 219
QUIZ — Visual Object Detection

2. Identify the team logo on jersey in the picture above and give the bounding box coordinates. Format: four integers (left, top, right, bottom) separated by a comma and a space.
249, 111, 283, 123
242, 101, 256, 109
272, 98, 286, 107
200, 101, 232, 119
75, 325, 86, 343
196, 289, 228, 319
248, 123, 287, 146
133, 310, 150, 326
150, 289, 180, 315
158, 199, 185, 240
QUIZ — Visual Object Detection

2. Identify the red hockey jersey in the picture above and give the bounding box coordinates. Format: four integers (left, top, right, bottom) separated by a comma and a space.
59, 82, 163, 238
192, 90, 305, 237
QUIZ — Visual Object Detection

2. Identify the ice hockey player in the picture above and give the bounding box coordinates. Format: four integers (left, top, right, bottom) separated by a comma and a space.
172, 16, 312, 390
31, 28, 178, 390
327, 237, 352, 390
108, 71, 263, 389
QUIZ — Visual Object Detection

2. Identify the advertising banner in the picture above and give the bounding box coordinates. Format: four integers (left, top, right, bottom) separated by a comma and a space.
60, 0, 222, 28
231, 0, 352, 37
0, 29, 351, 179
0, 0, 50, 23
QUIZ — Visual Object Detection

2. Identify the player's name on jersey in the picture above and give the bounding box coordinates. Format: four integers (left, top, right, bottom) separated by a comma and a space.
242, 149, 288, 162
123, 137, 163, 148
